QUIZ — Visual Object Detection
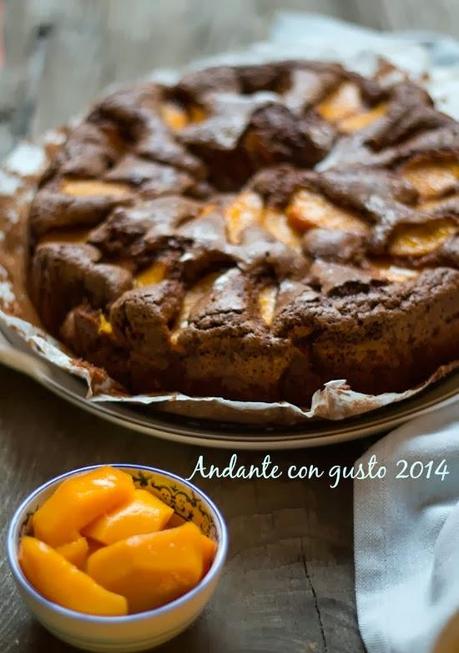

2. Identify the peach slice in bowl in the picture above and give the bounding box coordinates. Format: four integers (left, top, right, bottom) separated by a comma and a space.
7, 464, 228, 652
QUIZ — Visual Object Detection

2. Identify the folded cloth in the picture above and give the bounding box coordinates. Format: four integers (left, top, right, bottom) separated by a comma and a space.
354, 402, 459, 653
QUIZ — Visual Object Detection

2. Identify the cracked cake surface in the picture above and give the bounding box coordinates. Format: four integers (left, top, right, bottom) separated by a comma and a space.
27, 60, 459, 405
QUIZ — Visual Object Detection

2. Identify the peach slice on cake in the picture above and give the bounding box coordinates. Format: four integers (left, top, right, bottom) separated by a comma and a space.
225, 192, 263, 244
401, 158, 459, 200
389, 219, 456, 257
316, 81, 364, 123
60, 178, 132, 198
339, 102, 388, 133
286, 189, 370, 235
135, 261, 167, 287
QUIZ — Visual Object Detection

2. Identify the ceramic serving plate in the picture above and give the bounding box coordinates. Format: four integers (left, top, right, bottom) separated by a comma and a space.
1, 326, 458, 449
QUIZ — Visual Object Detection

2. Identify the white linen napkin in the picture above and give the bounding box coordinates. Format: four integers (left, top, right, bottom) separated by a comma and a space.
354, 403, 459, 653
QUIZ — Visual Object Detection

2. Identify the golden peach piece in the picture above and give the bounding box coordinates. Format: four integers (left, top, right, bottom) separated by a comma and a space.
421, 193, 459, 212
98, 313, 113, 335
56, 537, 90, 570
389, 220, 456, 257
159, 102, 189, 131
339, 102, 388, 133
258, 286, 278, 326
84, 489, 174, 545
225, 192, 263, 244
60, 179, 131, 198
369, 260, 419, 283
287, 190, 370, 235
170, 271, 222, 346
199, 528, 218, 574
87, 522, 216, 614
33, 466, 135, 547
135, 261, 167, 288
189, 105, 206, 123
401, 159, 459, 199
19, 536, 128, 616
262, 208, 302, 250
316, 82, 364, 123
200, 202, 217, 217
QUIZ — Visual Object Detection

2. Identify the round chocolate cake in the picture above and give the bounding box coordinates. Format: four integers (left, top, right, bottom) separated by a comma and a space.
27, 60, 459, 405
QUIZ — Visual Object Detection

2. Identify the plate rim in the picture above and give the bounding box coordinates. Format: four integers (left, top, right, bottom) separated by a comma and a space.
2, 324, 458, 449
54, 384, 459, 449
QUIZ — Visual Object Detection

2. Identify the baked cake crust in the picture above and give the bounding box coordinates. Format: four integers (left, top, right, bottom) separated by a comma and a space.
27, 60, 459, 404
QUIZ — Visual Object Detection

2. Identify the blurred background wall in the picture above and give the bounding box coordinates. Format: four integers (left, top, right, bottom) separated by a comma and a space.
1, 0, 459, 157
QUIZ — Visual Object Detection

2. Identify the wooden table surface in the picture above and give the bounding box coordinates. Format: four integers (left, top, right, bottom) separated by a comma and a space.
1, 1, 457, 651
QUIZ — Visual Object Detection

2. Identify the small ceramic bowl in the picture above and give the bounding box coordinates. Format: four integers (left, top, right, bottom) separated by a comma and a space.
7, 464, 228, 652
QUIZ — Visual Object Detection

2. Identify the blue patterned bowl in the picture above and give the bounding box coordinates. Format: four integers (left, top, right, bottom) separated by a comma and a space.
7, 464, 228, 652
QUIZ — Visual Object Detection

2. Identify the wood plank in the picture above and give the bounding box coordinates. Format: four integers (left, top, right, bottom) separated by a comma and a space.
30, 1, 108, 136
0, 0, 57, 157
